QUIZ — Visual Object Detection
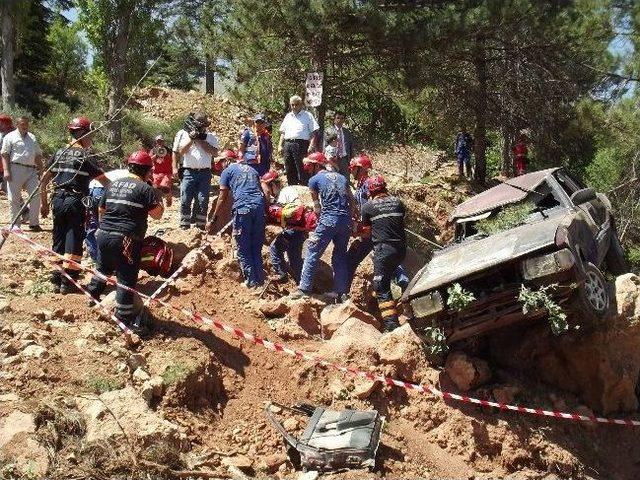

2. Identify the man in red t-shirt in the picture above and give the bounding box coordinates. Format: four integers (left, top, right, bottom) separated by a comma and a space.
149, 134, 173, 206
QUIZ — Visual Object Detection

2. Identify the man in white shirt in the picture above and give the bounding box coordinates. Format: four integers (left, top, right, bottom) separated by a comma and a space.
278, 95, 319, 186
174, 112, 219, 229
1, 116, 44, 230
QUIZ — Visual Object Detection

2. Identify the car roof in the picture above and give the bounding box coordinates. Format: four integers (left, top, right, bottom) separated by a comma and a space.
452, 167, 561, 220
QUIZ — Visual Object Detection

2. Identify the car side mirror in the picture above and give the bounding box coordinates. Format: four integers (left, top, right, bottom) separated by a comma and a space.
570, 188, 596, 205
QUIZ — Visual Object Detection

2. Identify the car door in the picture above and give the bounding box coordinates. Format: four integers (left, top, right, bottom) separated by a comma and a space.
554, 170, 610, 263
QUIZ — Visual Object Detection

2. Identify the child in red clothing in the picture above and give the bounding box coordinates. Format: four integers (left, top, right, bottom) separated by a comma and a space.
150, 135, 173, 206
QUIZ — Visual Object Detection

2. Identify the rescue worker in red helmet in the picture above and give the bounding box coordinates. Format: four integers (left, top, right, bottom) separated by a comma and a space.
360, 175, 406, 332
291, 152, 358, 301
40, 116, 109, 293
261, 169, 305, 282
86, 150, 164, 333
346, 153, 409, 293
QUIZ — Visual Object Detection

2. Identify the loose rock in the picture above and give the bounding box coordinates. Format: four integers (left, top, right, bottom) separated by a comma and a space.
444, 351, 491, 392
320, 300, 380, 338
377, 324, 430, 383
21, 344, 48, 359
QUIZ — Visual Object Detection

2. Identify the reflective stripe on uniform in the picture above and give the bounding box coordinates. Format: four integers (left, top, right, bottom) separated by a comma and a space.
52, 168, 89, 176
378, 300, 396, 309
106, 199, 144, 208
370, 212, 403, 221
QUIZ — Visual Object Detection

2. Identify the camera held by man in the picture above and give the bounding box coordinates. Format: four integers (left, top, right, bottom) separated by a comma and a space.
184, 113, 209, 140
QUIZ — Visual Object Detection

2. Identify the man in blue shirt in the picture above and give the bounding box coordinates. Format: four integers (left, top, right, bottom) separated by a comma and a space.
291, 152, 357, 301
239, 114, 272, 177
454, 126, 473, 177
208, 154, 266, 288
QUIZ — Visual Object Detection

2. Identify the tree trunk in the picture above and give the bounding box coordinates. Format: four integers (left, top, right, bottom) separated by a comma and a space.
204, 56, 215, 94
0, 0, 16, 110
501, 124, 512, 177
472, 39, 488, 183
105, 13, 130, 154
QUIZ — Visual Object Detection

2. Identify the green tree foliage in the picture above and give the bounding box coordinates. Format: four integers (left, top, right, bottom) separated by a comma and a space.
44, 17, 88, 94
76, 0, 169, 149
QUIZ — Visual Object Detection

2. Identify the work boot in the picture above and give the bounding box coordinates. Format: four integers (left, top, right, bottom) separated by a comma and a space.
130, 308, 152, 337
50, 271, 62, 294
60, 271, 81, 295
383, 320, 401, 333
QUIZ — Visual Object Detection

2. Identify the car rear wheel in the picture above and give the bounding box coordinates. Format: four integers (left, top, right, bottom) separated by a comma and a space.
605, 233, 630, 275
570, 262, 611, 328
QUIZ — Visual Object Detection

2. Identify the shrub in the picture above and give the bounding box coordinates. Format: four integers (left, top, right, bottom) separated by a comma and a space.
518, 284, 568, 335
476, 201, 533, 236
446, 283, 476, 311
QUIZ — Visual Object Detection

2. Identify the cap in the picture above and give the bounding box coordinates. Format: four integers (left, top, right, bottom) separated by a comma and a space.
253, 113, 266, 123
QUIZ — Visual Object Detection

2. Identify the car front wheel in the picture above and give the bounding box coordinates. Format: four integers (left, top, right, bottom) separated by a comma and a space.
570, 262, 611, 328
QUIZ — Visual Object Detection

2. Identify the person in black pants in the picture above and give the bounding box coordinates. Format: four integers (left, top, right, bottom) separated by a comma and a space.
40, 116, 109, 294
277, 95, 319, 186
360, 175, 407, 332
86, 150, 164, 333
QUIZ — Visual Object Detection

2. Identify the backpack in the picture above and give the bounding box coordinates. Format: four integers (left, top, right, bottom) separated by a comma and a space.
140, 236, 174, 276
265, 402, 384, 472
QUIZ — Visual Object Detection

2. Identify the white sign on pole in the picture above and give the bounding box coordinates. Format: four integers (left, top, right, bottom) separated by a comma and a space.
305, 72, 324, 107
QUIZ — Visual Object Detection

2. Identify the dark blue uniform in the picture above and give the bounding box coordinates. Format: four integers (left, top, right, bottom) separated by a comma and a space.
87, 175, 160, 325
48, 147, 104, 290
361, 195, 406, 331
220, 162, 266, 287
347, 180, 409, 292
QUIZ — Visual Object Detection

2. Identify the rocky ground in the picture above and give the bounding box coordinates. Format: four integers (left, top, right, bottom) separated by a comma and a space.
2, 89, 640, 479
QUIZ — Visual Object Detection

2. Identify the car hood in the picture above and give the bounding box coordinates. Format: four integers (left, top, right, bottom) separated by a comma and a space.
407, 210, 570, 297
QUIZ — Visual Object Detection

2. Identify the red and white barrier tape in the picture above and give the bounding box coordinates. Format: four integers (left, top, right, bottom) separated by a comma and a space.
22, 240, 137, 343
4, 227, 640, 427
146, 220, 233, 304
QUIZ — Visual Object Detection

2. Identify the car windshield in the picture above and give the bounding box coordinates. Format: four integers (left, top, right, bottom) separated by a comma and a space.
455, 180, 561, 241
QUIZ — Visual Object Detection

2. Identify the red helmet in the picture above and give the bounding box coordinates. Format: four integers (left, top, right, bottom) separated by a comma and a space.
68, 116, 92, 131
261, 169, 280, 184
127, 150, 153, 167
221, 149, 237, 159
214, 149, 238, 173
349, 153, 372, 172
302, 152, 327, 173
0, 114, 13, 127
367, 175, 387, 196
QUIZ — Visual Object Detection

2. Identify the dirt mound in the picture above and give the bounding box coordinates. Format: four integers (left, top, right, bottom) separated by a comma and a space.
490, 273, 640, 414
145, 337, 225, 411
132, 86, 251, 149
4, 183, 640, 480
